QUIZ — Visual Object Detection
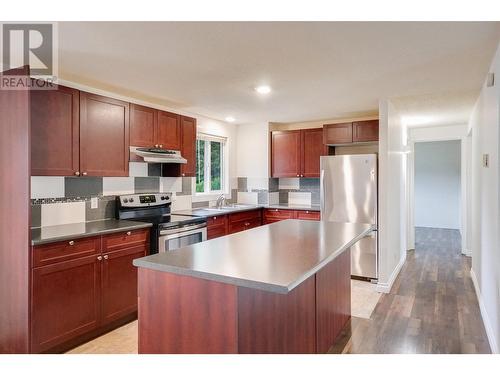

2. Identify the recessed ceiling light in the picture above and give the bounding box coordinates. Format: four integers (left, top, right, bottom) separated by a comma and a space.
225, 116, 235, 123
255, 85, 271, 95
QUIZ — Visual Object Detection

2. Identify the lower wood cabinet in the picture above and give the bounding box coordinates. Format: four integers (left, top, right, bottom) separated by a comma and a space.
263, 208, 320, 224
228, 209, 262, 234
30, 228, 149, 353
207, 215, 229, 240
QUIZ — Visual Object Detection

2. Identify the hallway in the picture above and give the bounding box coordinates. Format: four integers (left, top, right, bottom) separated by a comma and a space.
331, 227, 491, 354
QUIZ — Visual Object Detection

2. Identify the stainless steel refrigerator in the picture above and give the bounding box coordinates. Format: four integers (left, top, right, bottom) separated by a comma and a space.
320, 154, 378, 280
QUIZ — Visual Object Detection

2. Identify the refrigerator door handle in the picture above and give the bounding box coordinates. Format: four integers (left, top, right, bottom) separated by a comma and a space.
320, 169, 325, 220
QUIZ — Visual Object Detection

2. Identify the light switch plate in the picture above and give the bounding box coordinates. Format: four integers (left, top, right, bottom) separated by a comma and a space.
483, 154, 489, 168
91, 197, 98, 209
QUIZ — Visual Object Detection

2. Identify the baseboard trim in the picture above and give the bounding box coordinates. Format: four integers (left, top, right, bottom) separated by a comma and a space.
470, 269, 499, 354
376, 254, 406, 294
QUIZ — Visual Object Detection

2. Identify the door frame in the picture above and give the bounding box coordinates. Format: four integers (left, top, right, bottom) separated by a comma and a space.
407, 133, 469, 255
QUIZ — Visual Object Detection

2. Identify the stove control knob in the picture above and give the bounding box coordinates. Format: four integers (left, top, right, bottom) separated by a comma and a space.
161, 196, 166, 200
129, 198, 134, 203
123, 198, 128, 203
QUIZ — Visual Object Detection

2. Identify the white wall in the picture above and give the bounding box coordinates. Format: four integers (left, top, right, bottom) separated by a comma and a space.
468, 42, 500, 354
414, 140, 461, 229
377, 99, 408, 293
236, 122, 269, 179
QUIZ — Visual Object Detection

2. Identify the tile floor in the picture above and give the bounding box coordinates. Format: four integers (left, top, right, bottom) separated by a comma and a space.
66, 280, 381, 354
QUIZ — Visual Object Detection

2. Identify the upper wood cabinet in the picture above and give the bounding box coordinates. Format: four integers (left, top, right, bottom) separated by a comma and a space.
180, 116, 197, 177
271, 130, 302, 177
271, 129, 326, 178
157, 111, 181, 150
323, 120, 379, 145
31, 85, 80, 176
130, 105, 181, 150
130, 104, 157, 148
323, 122, 353, 145
353, 120, 379, 142
301, 128, 327, 178
80, 92, 130, 177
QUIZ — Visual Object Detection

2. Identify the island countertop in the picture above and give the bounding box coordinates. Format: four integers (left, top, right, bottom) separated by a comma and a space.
133, 220, 373, 294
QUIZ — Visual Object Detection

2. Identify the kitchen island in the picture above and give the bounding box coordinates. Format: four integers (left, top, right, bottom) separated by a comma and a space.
133, 220, 373, 354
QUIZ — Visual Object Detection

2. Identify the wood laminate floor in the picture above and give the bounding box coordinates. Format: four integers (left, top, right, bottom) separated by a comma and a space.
330, 227, 491, 354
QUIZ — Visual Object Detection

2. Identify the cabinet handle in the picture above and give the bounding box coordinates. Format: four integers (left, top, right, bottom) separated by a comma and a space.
274, 209, 278, 212
159, 144, 163, 148
155, 144, 159, 148
68, 240, 75, 246
103, 255, 109, 260
97, 256, 103, 261
306, 211, 309, 214
296, 174, 299, 177
82, 172, 87, 176
214, 216, 217, 220
74, 171, 80, 176
182, 173, 185, 177
126, 231, 131, 236
245, 222, 250, 226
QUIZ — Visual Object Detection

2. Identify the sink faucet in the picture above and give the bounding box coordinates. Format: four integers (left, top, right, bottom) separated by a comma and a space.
215, 194, 226, 209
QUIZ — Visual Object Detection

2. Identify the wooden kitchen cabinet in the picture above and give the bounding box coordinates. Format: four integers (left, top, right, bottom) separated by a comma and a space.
323, 120, 379, 145
31, 84, 80, 176
353, 120, 379, 142
101, 245, 146, 325
157, 110, 181, 150
263, 208, 320, 224
180, 116, 197, 177
130, 104, 157, 148
271, 130, 302, 177
80, 92, 130, 177
301, 128, 327, 178
31, 254, 101, 353
31, 228, 149, 353
228, 209, 262, 234
323, 122, 353, 144
207, 215, 229, 240
271, 129, 326, 178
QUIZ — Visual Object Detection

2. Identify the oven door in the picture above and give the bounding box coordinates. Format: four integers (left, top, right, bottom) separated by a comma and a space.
158, 223, 207, 252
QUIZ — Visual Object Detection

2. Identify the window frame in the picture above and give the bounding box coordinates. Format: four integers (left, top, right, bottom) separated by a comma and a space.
195, 133, 227, 196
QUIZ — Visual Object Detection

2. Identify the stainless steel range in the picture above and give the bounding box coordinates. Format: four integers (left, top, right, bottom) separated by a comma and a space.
116, 193, 207, 254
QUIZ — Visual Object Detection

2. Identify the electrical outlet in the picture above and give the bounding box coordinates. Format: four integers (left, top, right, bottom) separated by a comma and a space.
91, 197, 98, 209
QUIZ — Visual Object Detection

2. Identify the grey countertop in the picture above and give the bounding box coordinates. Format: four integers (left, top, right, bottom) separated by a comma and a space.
134, 220, 373, 294
31, 219, 152, 246
174, 203, 320, 218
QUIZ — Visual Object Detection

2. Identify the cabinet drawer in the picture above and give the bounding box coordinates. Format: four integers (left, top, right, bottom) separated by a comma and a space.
229, 217, 262, 234
32, 236, 101, 268
264, 208, 296, 220
296, 210, 320, 221
102, 228, 150, 253
207, 215, 227, 229
228, 209, 261, 223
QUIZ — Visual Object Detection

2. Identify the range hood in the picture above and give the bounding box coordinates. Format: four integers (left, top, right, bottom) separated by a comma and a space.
131, 146, 187, 164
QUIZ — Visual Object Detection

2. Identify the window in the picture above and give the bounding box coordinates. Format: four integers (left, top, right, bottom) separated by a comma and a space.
196, 134, 226, 194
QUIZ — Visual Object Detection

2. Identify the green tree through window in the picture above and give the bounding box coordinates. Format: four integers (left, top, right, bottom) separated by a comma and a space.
196, 135, 225, 194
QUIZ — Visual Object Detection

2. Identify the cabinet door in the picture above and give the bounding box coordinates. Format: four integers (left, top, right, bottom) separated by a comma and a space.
271, 131, 301, 178
157, 110, 181, 150
130, 104, 157, 148
295, 210, 320, 221
352, 120, 379, 142
263, 208, 296, 224
31, 255, 101, 353
101, 246, 146, 325
323, 123, 352, 145
301, 129, 327, 178
31, 85, 79, 176
80, 92, 130, 176
207, 215, 228, 240
180, 116, 197, 177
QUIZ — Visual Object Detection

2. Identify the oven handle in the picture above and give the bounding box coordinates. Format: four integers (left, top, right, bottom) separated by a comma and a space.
159, 223, 207, 237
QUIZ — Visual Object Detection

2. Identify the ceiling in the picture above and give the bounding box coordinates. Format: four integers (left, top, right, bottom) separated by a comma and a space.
58, 22, 500, 125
